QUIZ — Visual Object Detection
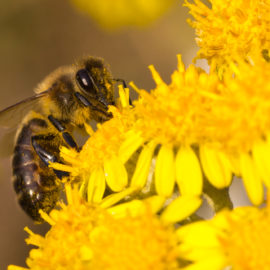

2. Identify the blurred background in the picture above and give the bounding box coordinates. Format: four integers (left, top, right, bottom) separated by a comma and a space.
1, 0, 245, 268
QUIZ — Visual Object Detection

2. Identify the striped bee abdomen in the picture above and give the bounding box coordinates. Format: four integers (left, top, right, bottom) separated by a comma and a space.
12, 116, 61, 222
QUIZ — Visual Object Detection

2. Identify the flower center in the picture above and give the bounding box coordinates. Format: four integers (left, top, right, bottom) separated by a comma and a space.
90, 210, 179, 270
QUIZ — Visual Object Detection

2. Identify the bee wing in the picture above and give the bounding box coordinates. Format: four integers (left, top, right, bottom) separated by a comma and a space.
0, 129, 18, 157
0, 91, 49, 129
0, 90, 49, 156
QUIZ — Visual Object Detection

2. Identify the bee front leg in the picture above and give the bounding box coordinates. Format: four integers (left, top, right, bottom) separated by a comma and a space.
48, 115, 78, 150
31, 135, 69, 179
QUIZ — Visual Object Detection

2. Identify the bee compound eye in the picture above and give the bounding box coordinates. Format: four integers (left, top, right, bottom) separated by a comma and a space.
76, 69, 97, 94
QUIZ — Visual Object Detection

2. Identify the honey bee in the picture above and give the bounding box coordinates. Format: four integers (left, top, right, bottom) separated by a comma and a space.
0, 56, 122, 222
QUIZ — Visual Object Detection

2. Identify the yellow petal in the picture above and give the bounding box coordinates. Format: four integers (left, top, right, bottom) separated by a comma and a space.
143, 195, 166, 214
130, 141, 156, 188
108, 195, 166, 219
161, 195, 202, 223
59, 147, 81, 166
24, 227, 45, 246
104, 156, 128, 192
119, 130, 144, 163
177, 54, 185, 73
200, 145, 232, 188
28, 248, 43, 260
176, 221, 220, 247
65, 183, 74, 205
92, 172, 106, 203
107, 199, 145, 218
149, 65, 165, 86
87, 167, 106, 203
155, 145, 175, 197
175, 146, 203, 196
252, 139, 270, 188
100, 187, 137, 209
228, 154, 241, 176
79, 174, 88, 199
239, 153, 264, 205
118, 84, 130, 108
8, 266, 28, 270
49, 162, 74, 173
84, 122, 94, 136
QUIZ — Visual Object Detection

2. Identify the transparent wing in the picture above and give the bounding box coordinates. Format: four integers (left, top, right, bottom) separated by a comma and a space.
0, 91, 49, 129
0, 90, 49, 157
0, 129, 17, 157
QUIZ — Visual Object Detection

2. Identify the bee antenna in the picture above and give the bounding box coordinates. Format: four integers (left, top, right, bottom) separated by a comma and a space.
113, 78, 127, 88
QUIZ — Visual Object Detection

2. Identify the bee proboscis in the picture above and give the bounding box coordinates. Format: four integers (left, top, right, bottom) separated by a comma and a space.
0, 56, 119, 222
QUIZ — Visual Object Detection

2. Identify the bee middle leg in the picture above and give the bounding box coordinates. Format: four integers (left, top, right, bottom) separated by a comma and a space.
48, 115, 78, 150
31, 134, 69, 179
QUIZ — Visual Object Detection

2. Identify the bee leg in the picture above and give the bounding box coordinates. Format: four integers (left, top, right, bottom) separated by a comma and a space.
114, 78, 127, 88
113, 78, 132, 105
48, 115, 78, 150
31, 135, 69, 180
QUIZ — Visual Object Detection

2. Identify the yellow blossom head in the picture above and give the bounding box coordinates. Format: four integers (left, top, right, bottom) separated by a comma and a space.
132, 54, 270, 155
90, 208, 179, 270
185, 0, 270, 68
8, 187, 185, 270
177, 194, 270, 270
131, 55, 220, 147
126, 54, 270, 206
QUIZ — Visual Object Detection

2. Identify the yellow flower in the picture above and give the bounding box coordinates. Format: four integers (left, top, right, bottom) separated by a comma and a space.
125, 54, 270, 206
177, 194, 270, 270
120, 56, 214, 204
70, 0, 177, 30
8, 185, 201, 270
185, 0, 270, 68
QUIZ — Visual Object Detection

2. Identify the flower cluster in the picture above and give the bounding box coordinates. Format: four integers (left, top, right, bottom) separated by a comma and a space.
9, 0, 270, 270
53, 53, 270, 208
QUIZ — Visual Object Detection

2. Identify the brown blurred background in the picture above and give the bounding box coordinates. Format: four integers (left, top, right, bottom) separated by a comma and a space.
0, 0, 199, 268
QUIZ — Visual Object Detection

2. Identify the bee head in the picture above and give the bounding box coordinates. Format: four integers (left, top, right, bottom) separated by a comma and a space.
74, 57, 115, 122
